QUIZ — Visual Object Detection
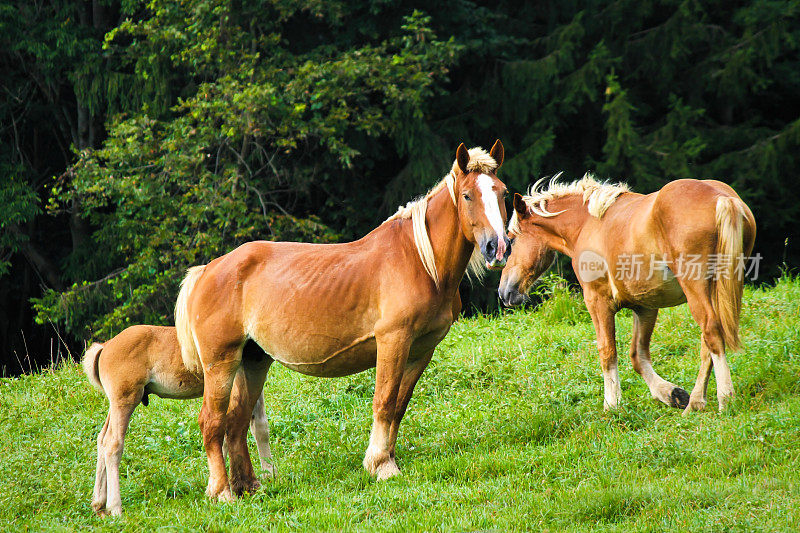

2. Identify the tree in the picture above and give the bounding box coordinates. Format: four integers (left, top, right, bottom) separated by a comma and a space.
3, 0, 799, 373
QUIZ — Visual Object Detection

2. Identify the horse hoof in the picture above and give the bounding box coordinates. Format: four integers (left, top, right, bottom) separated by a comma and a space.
603, 400, 620, 411
376, 459, 401, 481
233, 477, 261, 496
217, 487, 235, 503
682, 399, 706, 416
206, 484, 234, 502
363, 444, 389, 476
91, 501, 106, 515
670, 387, 690, 409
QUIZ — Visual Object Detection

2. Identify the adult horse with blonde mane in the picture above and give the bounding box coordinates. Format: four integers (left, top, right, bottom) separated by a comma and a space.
499, 175, 755, 414
176, 141, 510, 501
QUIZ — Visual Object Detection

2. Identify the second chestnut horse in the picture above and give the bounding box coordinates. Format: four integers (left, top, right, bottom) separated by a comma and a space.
500, 174, 755, 414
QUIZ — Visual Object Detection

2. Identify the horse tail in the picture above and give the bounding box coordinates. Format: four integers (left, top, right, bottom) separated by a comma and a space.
82, 342, 105, 393
175, 265, 206, 374
714, 196, 746, 352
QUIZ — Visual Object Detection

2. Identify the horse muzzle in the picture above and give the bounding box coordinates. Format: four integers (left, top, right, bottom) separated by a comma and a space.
498, 277, 526, 307
481, 234, 511, 270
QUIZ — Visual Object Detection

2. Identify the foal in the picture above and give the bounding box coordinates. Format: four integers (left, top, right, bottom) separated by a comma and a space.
83, 325, 273, 516
500, 175, 755, 413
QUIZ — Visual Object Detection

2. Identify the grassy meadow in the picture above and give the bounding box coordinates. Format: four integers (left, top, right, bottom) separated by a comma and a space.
1, 277, 799, 531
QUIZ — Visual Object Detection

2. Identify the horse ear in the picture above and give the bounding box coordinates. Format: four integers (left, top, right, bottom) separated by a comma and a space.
456, 143, 470, 175
513, 193, 528, 218
490, 139, 504, 169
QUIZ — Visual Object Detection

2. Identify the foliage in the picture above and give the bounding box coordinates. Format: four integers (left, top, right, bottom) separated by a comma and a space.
2, 278, 800, 529
0, 172, 40, 276
31, 1, 460, 341
1, 0, 799, 370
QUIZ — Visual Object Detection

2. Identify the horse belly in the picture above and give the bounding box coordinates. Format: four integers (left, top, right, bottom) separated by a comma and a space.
625, 267, 687, 308
256, 330, 378, 378
147, 369, 204, 399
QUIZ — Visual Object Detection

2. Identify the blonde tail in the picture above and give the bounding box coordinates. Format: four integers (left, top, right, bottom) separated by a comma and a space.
82, 342, 105, 392
714, 197, 746, 352
175, 265, 206, 374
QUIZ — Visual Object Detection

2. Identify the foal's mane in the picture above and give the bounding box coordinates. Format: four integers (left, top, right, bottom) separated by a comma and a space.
384, 147, 498, 288
508, 172, 630, 234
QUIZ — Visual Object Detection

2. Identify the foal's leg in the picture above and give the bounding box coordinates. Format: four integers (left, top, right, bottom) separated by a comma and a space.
363, 330, 411, 480
387, 350, 434, 460
226, 360, 268, 496
250, 391, 274, 476
91, 415, 110, 514
679, 279, 734, 412
101, 399, 138, 516
198, 352, 240, 502
585, 294, 620, 410
630, 308, 690, 409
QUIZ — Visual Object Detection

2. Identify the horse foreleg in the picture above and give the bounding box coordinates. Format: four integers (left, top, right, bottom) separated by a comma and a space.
630, 308, 690, 409
387, 350, 434, 460
250, 391, 274, 476
91, 414, 110, 514
226, 362, 268, 496
198, 357, 238, 502
586, 295, 620, 410
364, 331, 411, 480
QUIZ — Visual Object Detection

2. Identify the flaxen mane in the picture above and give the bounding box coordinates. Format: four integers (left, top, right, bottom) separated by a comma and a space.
385, 147, 498, 288
508, 172, 629, 234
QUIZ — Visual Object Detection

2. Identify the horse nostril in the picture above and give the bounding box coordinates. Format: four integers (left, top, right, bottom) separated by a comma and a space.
484, 239, 497, 258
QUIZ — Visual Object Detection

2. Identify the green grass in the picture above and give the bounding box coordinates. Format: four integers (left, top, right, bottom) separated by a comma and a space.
2, 278, 799, 531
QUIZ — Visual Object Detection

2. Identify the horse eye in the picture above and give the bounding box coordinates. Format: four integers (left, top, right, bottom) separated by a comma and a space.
463, 193, 471, 201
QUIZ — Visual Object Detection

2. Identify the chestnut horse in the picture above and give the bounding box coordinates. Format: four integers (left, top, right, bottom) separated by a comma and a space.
175, 141, 510, 501
500, 174, 755, 414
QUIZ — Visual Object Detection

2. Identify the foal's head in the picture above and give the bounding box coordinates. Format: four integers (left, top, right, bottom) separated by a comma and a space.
453, 140, 511, 270
498, 193, 557, 306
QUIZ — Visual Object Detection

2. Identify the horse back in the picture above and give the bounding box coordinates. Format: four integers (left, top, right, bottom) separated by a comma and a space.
100, 325, 202, 399
650, 179, 756, 254
187, 230, 447, 375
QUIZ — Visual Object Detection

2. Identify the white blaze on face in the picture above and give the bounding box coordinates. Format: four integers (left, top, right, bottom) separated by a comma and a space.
476, 174, 506, 261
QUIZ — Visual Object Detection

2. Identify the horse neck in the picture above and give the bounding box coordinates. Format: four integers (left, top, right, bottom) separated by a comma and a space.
536, 195, 591, 257
425, 187, 474, 293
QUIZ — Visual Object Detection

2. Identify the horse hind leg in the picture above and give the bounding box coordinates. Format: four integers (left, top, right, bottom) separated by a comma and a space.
630, 308, 689, 409
683, 334, 713, 415
101, 398, 138, 516
91, 414, 110, 514
226, 350, 269, 496
680, 279, 734, 413
221, 394, 272, 477
198, 352, 239, 502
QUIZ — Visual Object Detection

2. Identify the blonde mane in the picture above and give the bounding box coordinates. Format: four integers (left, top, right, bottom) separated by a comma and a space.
385, 147, 498, 288
508, 172, 630, 234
